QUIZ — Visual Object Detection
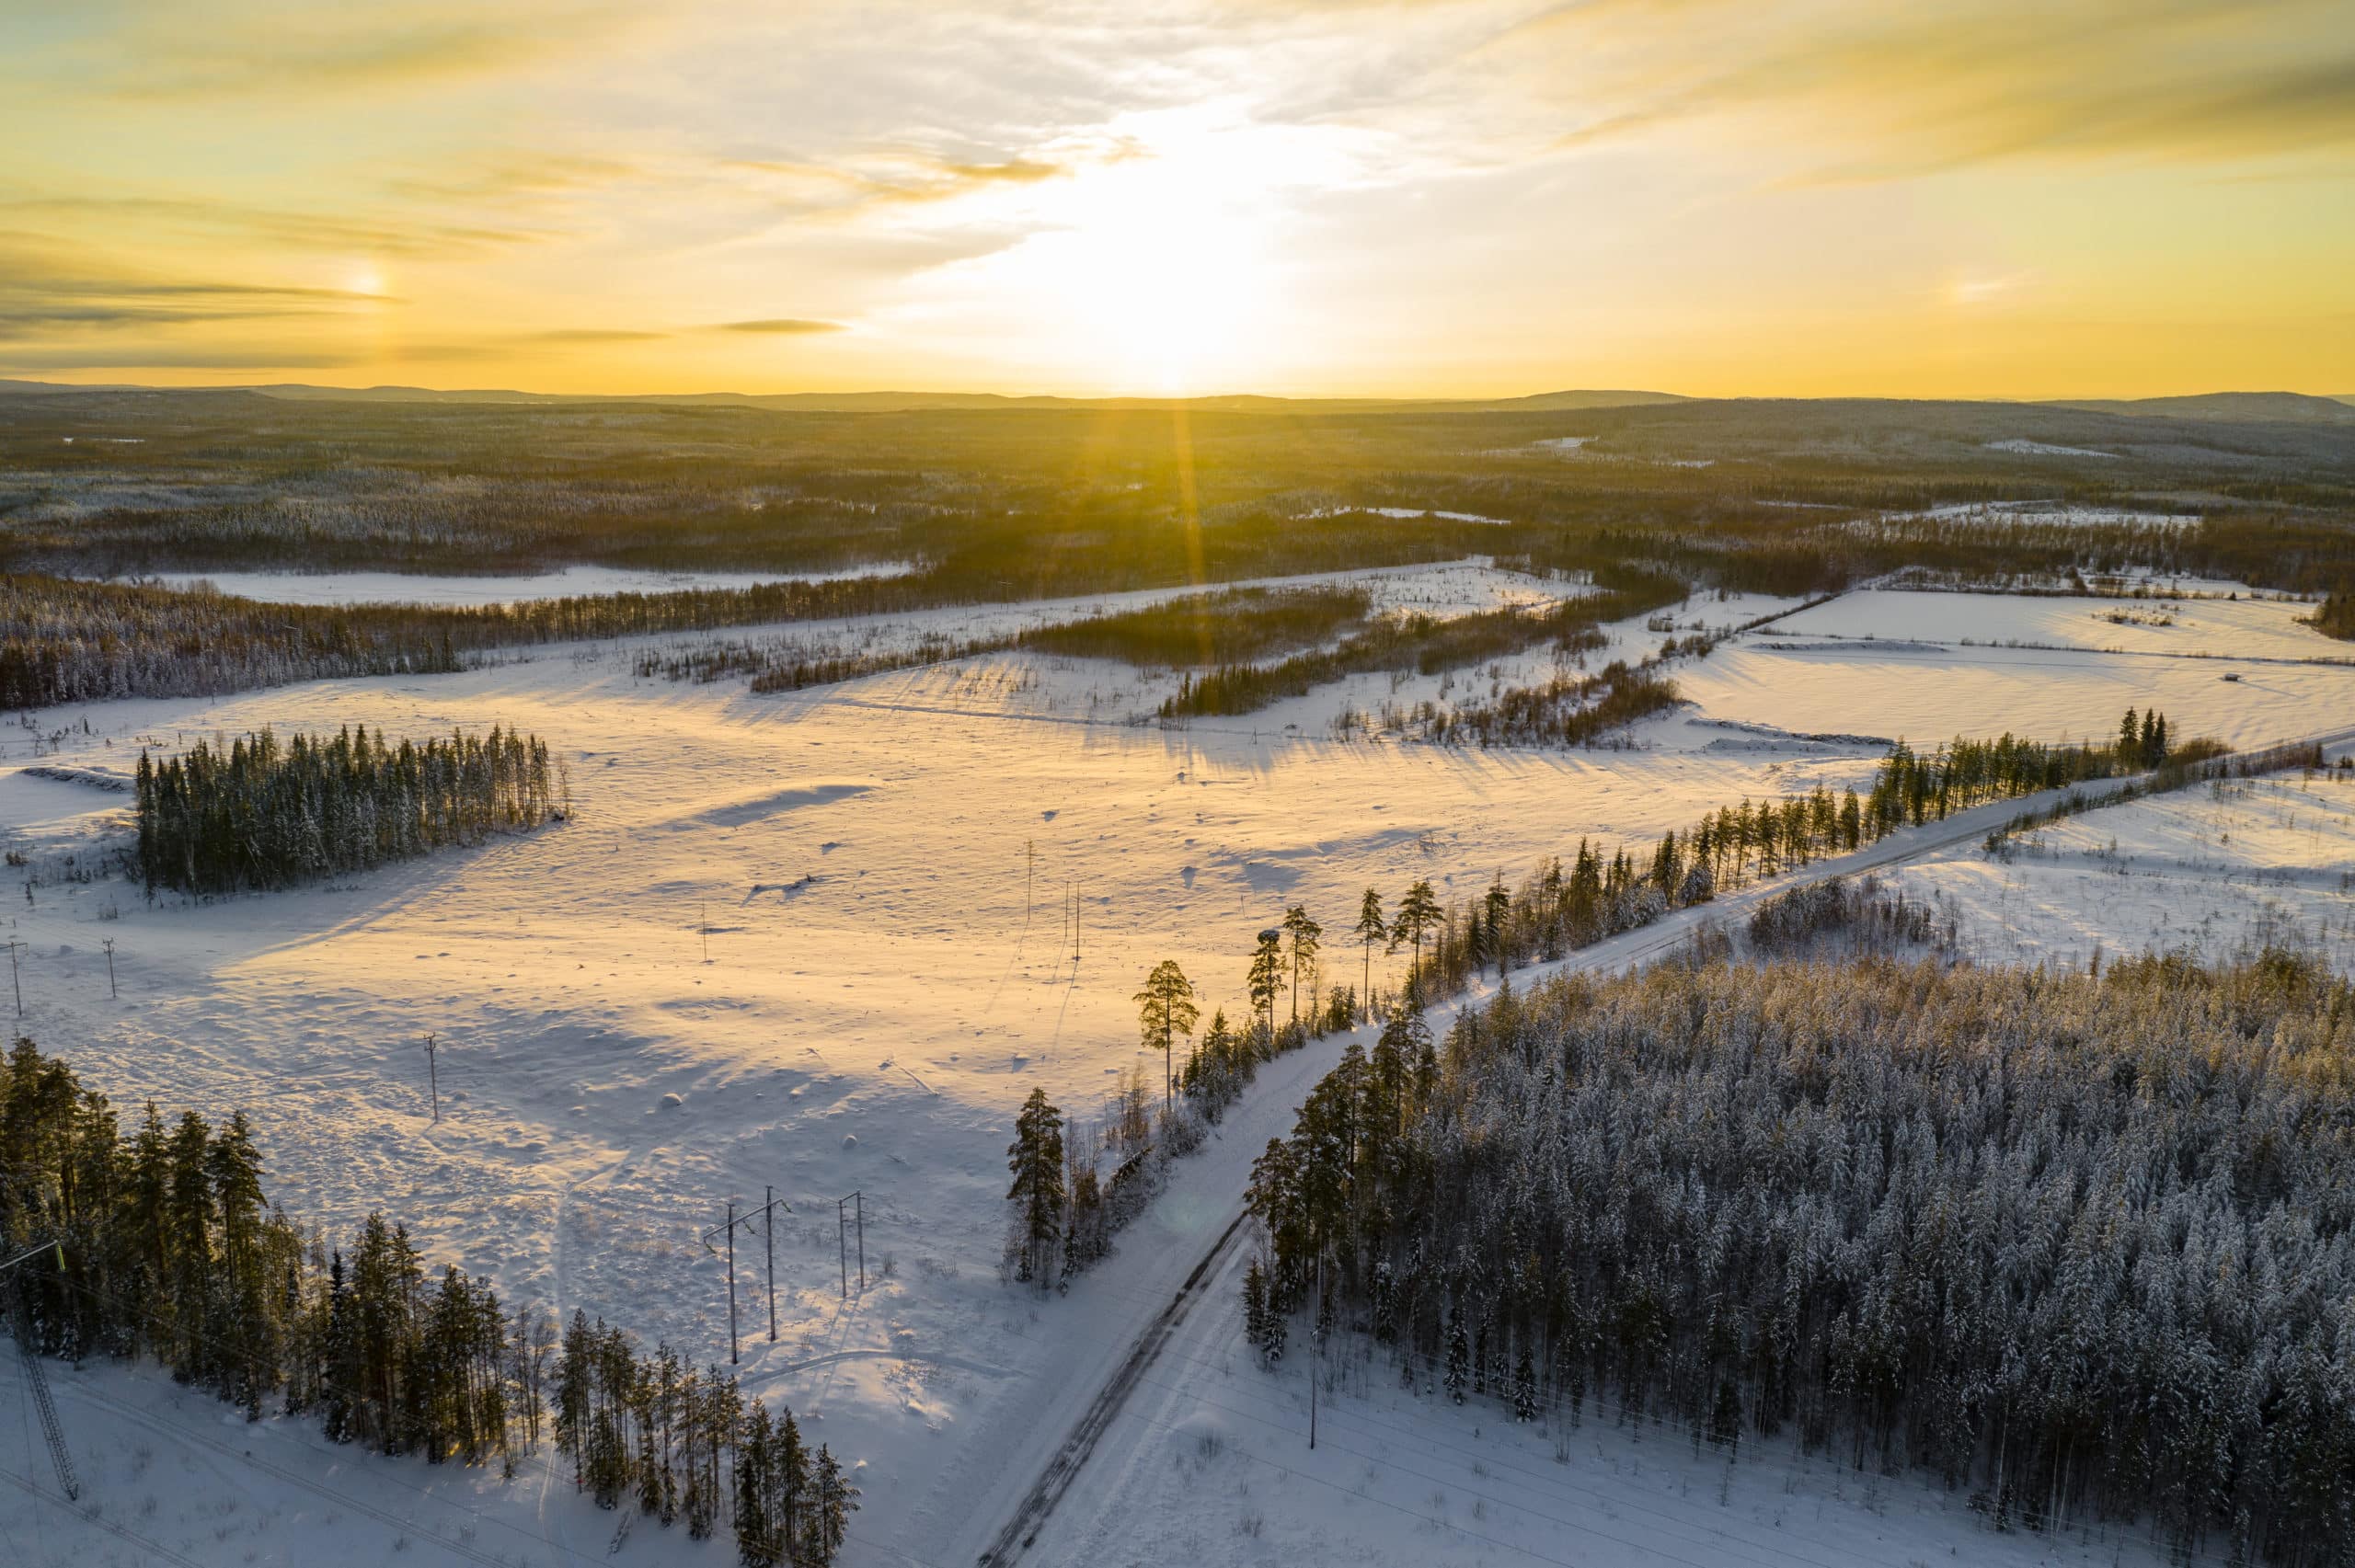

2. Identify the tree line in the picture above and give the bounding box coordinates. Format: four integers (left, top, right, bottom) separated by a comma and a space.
1387, 712, 2201, 1002
1159, 568, 1686, 719
135, 724, 563, 895
1245, 950, 2355, 1567
0, 1036, 857, 1565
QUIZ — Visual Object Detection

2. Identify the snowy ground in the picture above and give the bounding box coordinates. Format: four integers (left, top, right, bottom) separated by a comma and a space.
1886, 770, 2355, 975
1770, 587, 2339, 661
1671, 637, 2354, 750
1, 568, 2347, 1568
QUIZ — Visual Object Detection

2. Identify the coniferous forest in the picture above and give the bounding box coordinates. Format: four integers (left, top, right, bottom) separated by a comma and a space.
1246, 951, 2355, 1566
0, 1036, 856, 1565
134, 725, 564, 895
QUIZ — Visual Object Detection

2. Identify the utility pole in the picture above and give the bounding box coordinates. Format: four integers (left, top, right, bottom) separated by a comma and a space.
421, 1032, 440, 1123
1026, 841, 1035, 922
835, 1191, 867, 1297
701, 1194, 787, 1362
6, 938, 21, 1018
700, 902, 708, 962
101, 937, 116, 998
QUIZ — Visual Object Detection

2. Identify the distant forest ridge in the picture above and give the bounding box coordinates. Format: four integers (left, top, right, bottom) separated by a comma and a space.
4, 380, 2351, 422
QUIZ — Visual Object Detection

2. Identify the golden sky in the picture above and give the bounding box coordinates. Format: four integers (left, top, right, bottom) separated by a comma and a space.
3, 0, 2349, 398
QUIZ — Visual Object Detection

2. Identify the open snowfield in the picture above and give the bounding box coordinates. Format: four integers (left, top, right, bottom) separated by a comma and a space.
1771, 587, 2339, 661
1672, 637, 2355, 750
2, 568, 2347, 1568
1885, 769, 2355, 975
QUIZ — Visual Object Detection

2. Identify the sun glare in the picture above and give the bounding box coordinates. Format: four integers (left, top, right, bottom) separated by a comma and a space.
905, 113, 1305, 394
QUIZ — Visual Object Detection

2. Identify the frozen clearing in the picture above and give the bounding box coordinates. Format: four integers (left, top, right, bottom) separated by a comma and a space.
137, 560, 919, 606
1886, 770, 2355, 975
1673, 637, 2355, 750
0, 575, 2344, 1567
1772, 587, 2340, 661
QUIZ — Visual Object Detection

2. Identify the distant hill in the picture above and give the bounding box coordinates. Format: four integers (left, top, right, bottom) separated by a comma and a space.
2041, 392, 2355, 425
0, 378, 1689, 416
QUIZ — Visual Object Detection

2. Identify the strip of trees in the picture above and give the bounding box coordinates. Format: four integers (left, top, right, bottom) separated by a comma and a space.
1389, 714, 2204, 1001
1160, 568, 1686, 719
0, 1036, 856, 1564
134, 725, 563, 894
1246, 950, 2355, 1567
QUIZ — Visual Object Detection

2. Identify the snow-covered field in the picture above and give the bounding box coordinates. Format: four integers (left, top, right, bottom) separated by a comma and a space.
1887, 770, 2355, 975
3, 566, 2347, 1568
1672, 638, 2354, 750
1771, 587, 2338, 661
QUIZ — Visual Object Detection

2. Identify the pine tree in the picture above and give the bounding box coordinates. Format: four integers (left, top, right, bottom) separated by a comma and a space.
1352, 887, 1385, 1023
1005, 1088, 1065, 1288
1281, 905, 1322, 1027
1514, 1343, 1537, 1422
1246, 929, 1285, 1034
1132, 959, 1200, 1109
1444, 1303, 1469, 1403
1391, 881, 1441, 992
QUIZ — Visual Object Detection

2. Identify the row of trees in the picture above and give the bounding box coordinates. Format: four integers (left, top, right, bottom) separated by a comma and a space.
1418, 662, 1683, 749
1159, 570, 1687, 719
1246, 951, 2355, 1566
0, 1037, 856, 1565
134, 724, 564, 894
1385, 714, 2200, 1002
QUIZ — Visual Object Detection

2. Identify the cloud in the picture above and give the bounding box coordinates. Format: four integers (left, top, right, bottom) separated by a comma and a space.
713, 318, 847, 335
1520, 0, 2355, 176
529, 328, 670, 343
71, 2, 624, 100
0, 191, 541, 257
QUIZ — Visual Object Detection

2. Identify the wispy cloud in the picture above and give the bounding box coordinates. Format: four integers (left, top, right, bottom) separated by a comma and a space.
72, 2, 624, 100
712, 318, 846, 335
1519, 0, 2355, 176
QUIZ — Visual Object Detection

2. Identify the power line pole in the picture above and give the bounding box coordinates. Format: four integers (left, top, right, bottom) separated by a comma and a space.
1026, 840, 1035, 922
421, 1032, 440, 1123
856, 1190, 866, 1292
700, 902, 708, 962
837, 1195, 850, 1299
701, 1193, 788, 1362
6, 938, 21, 1018
101, 937, 116, 998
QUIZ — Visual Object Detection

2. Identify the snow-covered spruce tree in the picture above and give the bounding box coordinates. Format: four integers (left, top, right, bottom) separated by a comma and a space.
135, 724, 560, 895
1244, 950, 2355, 1567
